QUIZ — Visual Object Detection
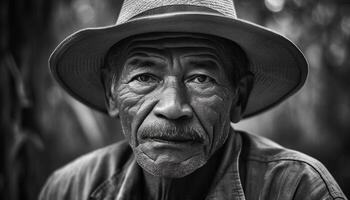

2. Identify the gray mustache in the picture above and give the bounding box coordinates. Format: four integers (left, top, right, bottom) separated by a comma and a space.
139, 124, 205, 142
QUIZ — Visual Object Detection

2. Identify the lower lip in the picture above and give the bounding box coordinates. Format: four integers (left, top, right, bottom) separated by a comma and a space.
138, 139, 204, 163
150, 138, 197, 144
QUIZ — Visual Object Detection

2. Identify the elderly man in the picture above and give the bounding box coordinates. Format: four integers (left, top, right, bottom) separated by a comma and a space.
40, 0, 346, 199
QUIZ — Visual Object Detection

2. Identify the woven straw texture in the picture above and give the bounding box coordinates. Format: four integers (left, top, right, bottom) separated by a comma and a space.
117, 0, 236, 24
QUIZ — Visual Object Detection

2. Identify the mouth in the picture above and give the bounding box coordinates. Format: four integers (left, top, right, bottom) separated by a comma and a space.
138, 124, 205, 145
148, 136, 199, 144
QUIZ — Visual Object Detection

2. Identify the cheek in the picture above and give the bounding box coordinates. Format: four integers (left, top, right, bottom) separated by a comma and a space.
115, 84, 145, 141
191, 88, 232, 123
190, 88, 233, 151
117, 85, 144, 116
115, 84, 159, 146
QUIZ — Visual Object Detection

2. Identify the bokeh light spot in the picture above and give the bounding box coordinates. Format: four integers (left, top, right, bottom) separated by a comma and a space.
73, 0, 96, 25
306, 44, 322, 69
265, 0, 285, 12
293, 0, 304, 7
329, 39, 347, 66
312, 3, 336, 25
341, 16, 350, 36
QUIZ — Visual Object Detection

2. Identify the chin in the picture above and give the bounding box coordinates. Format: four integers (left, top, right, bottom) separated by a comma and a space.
134, 148, 207, 178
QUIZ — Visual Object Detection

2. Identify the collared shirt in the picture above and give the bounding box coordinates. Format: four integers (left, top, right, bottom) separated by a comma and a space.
39, 130, 347, 200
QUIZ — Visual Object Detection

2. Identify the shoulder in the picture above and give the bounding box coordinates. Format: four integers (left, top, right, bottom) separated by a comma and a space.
39, 140, 133, 200
238, 131, 346, 200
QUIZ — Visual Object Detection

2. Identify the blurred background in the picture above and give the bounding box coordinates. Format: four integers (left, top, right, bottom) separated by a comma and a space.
1, 0, 349, 199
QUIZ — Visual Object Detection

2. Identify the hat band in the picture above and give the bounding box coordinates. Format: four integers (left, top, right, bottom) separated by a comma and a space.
129, 5, 224, 21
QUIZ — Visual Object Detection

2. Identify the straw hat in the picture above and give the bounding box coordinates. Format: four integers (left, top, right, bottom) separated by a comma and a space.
49, 0, 308, 118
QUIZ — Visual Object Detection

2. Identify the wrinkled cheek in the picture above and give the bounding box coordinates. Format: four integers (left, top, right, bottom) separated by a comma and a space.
116, 87, 145, 147
193, 94, 231, 124
192, 94, 232, 153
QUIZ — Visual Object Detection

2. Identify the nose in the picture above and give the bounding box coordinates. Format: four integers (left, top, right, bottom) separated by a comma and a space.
153, 82, 193, 120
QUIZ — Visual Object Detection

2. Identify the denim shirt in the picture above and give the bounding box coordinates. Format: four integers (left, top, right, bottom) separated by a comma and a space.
39, 130, 347, 200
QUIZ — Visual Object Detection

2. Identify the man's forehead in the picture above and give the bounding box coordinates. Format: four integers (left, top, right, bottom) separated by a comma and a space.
106, 33, 236, 80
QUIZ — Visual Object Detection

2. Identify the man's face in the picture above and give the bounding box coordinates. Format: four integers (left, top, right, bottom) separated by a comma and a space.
108, 33, 239, 178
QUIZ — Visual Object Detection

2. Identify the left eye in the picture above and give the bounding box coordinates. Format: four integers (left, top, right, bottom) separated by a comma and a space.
191, 75, 215, 84
133, 74, 159, 83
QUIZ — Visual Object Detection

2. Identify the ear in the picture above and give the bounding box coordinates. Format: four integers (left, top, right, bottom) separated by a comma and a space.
230, 72, 254, 123
101, 68, 119, 118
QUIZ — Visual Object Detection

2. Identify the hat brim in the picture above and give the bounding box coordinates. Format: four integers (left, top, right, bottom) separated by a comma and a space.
50, 12, 308, 118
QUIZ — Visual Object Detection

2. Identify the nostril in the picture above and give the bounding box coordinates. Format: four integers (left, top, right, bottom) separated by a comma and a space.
154, 102, 193, 120
177, 115, 192, 121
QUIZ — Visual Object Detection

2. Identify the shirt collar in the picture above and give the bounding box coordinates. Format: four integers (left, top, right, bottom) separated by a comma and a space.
205, 129, 246, 199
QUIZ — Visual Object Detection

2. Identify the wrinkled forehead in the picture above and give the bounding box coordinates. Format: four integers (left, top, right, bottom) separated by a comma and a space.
105, 32, 238, 79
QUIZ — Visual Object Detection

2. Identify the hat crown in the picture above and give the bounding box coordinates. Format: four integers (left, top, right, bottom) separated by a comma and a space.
117, 0, 236, 24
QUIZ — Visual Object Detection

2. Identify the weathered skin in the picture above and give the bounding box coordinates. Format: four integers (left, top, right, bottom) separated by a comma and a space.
106, 33, 246, 179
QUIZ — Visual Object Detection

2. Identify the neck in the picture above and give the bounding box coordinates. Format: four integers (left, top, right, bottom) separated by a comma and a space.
142, 147, 224, 200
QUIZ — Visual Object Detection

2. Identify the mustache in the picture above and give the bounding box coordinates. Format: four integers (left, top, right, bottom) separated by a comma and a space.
139, 123, 206, 143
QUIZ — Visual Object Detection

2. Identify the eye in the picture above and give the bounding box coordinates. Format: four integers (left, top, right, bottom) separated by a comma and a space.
190, 75, 216, 84
132, 73, 159, 83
